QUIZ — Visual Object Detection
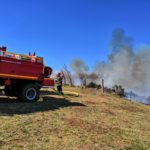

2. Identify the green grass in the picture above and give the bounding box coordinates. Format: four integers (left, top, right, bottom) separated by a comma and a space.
0, 86, 150, 150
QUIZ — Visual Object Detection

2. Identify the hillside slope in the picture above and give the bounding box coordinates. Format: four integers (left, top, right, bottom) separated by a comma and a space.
0, 87, 150, 150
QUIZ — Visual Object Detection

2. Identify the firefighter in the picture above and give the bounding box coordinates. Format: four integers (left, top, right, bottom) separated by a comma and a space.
56, 72, 64, 95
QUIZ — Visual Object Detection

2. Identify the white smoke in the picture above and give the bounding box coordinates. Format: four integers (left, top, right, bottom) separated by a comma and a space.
94, 28, 150, 100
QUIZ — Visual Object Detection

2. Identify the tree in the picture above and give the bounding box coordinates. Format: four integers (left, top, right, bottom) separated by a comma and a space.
87, 72, 99, 81
63, 65, 74, 86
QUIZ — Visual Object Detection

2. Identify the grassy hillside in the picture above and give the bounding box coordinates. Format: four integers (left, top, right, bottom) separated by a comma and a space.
0, 87, 150, 150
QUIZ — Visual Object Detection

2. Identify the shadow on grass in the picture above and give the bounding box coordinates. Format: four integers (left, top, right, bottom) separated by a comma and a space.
0, 96, 86, 116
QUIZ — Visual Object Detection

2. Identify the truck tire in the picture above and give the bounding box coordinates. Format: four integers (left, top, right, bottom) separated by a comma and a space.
20, 84, 39, 102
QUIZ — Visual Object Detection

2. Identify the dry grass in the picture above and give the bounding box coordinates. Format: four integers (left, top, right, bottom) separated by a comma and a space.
0, 86, 150, 150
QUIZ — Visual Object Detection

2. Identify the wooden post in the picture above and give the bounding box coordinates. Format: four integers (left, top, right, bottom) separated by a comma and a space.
101, 79, 104, 93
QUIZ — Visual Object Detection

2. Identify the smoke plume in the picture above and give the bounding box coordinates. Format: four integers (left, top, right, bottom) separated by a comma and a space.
70, 59, 88, 83
94, 28, 150, 99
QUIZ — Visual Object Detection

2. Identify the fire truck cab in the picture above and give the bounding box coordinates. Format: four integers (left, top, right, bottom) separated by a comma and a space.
0, 46, 54, 102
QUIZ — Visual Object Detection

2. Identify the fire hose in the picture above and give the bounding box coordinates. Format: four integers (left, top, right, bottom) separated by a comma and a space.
51, 88, 79, 98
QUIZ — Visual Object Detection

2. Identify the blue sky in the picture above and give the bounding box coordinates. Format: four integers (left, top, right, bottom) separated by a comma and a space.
0, 0, 150, 71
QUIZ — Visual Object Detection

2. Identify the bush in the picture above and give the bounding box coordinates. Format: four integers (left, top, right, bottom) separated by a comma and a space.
112, 85, 125, 97
87, 82, 101, 89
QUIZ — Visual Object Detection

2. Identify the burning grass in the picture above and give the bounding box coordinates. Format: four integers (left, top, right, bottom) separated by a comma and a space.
0, 87, 150, 150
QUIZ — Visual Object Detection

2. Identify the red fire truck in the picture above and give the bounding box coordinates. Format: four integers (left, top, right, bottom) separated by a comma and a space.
0, 46, 54, 102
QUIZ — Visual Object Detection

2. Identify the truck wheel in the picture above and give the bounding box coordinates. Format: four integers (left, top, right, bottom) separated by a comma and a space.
20, 84, 39, 102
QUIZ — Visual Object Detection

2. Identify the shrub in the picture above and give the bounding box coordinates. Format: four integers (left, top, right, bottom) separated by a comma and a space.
87, 82, 101, 89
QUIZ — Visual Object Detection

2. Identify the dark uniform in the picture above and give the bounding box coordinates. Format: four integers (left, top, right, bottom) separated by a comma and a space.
56, 73, 63, 94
